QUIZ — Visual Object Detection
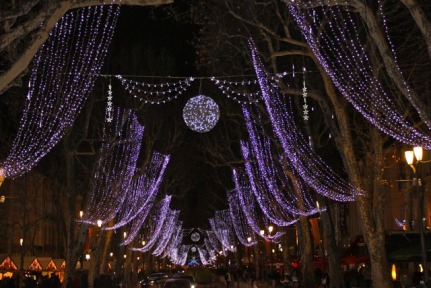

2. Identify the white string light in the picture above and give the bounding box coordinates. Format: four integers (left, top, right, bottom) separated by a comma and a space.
0, 6, 119, 178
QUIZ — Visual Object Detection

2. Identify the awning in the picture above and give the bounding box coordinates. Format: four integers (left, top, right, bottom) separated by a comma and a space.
386, 231, 431, 262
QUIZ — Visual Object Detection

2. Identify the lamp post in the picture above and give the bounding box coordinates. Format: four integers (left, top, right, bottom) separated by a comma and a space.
247, 237, 252, 266
405, 146, 428, 283
268, 225, 274, 276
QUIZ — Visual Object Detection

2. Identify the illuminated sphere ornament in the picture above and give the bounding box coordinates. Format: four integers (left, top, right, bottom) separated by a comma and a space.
191, 246, 197, 252
183, 95, 220, 133
191, 232, 200, 242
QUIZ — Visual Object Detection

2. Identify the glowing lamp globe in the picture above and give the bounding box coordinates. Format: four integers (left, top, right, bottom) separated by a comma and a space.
183, 95, 220, 133
191, 232, 200, 242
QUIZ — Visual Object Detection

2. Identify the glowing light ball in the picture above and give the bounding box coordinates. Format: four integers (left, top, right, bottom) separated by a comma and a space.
183, 95, 220, 133
191, 232, 200, 242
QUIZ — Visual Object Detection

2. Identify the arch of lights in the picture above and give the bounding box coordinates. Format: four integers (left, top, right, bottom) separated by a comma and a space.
286, 1, 431, 148
0, 6, 119, 178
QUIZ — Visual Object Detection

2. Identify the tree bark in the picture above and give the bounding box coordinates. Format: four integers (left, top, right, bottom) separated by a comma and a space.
298, 216, 317, 288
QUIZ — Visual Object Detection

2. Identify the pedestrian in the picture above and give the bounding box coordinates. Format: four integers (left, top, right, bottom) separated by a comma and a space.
225, 271, 232, 288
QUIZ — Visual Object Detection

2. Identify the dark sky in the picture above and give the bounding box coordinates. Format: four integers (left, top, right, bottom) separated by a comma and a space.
104, 5, 245, 229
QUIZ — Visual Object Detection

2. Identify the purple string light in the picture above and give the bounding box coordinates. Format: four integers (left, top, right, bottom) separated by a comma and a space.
241, 105, 319, 218
232, 168, 285, 242
227, 189, 258, 246
105, 152, 170, 230
82, 108, 144, 226
209, 210, 236, 252
152, 210, 180, 256
129, 195, 171, 249
1, 6, 119, 178
286, 2, 431, 148
249, 41, 362, 201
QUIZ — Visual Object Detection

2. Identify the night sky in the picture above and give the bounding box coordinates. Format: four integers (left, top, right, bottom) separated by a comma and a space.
103, 5, 244, 229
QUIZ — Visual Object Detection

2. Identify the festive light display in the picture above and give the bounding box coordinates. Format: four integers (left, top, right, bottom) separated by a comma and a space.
232, 168, 285, 242
106, 152, 170, 230
249, 41, 362, 201
161, 223, 183, 259
152, 210, 180, 256
0, 6, 119, 178
116, 76, 195, 105
183, 95, 220, 133
106, 82, 114, 122
302, 69, 309, 121
210, 77, 261, 104
241, 106, 319, 220
227, 189, 258, 246
82, 108, 144, 226
129, 195, 171, 248
209, 210, 236, 252
198, 247, 212, 265
287, 1, 431, 149
204, 237, 217, 260
191, 232, 201, 242
206, 230, 223, 254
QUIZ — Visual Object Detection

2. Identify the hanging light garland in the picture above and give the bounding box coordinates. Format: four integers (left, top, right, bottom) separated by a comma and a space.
227, 189, 258, 246
241, 105, 318, 217
232, 168, 285, 242
249, 41, 362, 201
81, 108, 144, 226
287, 1, 431, 148
0, 6, 119, 178
116, 75, 195, 104
152, 210, 180, 256
129, 195, 171, 248
209, 210, 236, 252
104, 151, 170, 231
106, 82, 114, 123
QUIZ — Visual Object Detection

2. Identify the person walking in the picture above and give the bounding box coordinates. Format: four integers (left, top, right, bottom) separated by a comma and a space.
225, 271, 232, 288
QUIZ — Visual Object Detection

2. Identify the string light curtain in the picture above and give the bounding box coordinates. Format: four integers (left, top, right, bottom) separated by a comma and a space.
286, 1, 431, 149
232, 168, 285, 242
206, 230, 223, 255
226, 189, 258, 246
198, 247, 212, 265
209, 210, 237, 252
249, 41, 362, 201
82, 108, 144, 226
129, 195, 171, 249
241, 105, 319, 218
0, 6, 119, 178
105, 152, 170, 230
160, 223, 184, 259
152, 211, 180, 256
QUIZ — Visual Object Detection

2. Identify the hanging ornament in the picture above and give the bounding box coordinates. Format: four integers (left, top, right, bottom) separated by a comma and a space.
183, 95, 220, 133
106, 82, 113, 123
191, 232, 201, 242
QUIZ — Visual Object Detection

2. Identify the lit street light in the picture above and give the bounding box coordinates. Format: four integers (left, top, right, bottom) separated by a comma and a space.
405, 146, 428, 283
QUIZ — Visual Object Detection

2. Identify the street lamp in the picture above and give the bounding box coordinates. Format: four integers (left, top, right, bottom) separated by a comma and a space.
247, 237, 252, 265
268, 226, 274, 276
405, 146, 428, 283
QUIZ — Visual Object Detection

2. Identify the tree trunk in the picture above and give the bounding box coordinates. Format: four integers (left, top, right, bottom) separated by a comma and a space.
318, 197, 345, 288
298, 216, 317, 288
